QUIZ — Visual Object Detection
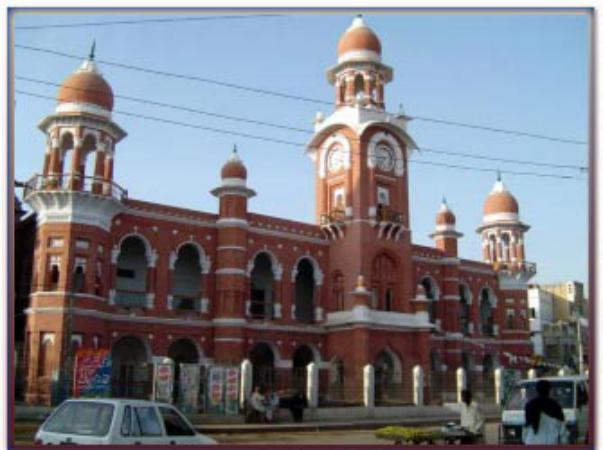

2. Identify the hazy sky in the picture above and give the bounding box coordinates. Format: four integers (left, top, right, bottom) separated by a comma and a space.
12, 10, 589, 287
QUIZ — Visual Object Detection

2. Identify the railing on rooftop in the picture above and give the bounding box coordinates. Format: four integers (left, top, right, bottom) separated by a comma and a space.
320, 209, 346, 226
23, 173, 127, 202
377, 208, 404, 224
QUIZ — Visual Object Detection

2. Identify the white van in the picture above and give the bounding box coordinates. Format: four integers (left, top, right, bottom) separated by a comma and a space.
34, 398, 217, 445
500, 375, 588, 444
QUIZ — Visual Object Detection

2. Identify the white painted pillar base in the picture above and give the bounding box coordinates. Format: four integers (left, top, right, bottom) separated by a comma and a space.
306, 362, 319, 409
527, 368, 537, 380
494, 367, 503, 405
363, 364, 375, 409
413, 365, 424, 406
240, 359, 253, 410
456, 367, 467, 403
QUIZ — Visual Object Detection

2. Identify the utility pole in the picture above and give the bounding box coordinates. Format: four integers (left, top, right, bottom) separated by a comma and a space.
576, 316, 584, 374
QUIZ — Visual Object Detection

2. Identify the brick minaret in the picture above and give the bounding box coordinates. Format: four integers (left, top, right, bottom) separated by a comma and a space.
23, 47, 127, 404
210, 148, 256, 364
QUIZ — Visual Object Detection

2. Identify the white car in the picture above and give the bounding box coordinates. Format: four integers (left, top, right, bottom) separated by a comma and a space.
34, 398, 217, 445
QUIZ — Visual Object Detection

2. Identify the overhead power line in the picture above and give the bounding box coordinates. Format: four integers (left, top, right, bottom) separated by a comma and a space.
15, 89, 587, 182
13, 43, 588, 146
15, 14, 287, 30
16, 75, 587, 172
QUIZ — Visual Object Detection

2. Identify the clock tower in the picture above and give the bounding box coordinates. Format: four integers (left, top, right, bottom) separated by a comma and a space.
307, 16, 418, 312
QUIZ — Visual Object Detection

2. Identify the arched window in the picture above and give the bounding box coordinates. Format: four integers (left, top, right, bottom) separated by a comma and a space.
339, 78, 347, 103
37, 335, 54, 378
488, 234, 497, 262
59, 132, 74, 188
459, 284, 471, 335
421, 277, 439, 325
294, 259, 315, 323
354, 74, 365, 98
372, 253, 396, 311
48, 255, 61, 291
501, 233, 511, 262
374, 349, 402, 404
115, 236, 149, 309
480, 288, 495, 336
172, 244, 202, 312
82, 134, 98, 181
250, 252, 275, 319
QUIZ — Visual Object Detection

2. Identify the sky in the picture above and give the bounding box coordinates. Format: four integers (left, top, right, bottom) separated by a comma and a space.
11, 9, 590, 288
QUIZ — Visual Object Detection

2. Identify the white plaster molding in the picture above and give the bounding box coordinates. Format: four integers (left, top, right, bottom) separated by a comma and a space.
325, 306, 434, 330
200, 298, 209, 313
220, 177, 247, 187
108, 289, 116, 305
338, 49, 381, 64
214, 337, 244, 343
315, 306, 324, 322
318, 133, 351, 179
367, 131, 405, 177
55, 101, 112, 119
217, 245, 246, 252
169, 251, 177, 270
146, 293, 155, 309
274, 302, 282, 319
215, 268, 246, 276
215, 218, 249, 227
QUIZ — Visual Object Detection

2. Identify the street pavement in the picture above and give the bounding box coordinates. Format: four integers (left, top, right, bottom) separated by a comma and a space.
208, 423, 501, 445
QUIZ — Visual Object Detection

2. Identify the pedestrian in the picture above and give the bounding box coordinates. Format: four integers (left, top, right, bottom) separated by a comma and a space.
459, 389, 484, 444
289, 390, 307, 423
249, 386, 267, 422
523, 379, 568, 444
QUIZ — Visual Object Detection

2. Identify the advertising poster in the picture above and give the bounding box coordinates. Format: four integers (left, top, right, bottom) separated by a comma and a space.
73, 348, 112, 398
179, 364, 200, 413
224, 367, 240, 416
207, 367, 225, 414
153, 363, 173, 403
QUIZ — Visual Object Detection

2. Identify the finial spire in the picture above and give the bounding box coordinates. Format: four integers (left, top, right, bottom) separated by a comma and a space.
233, 143, 237, 154
442, 196, 447, 205
89, 40, 96, 60
496, 169, 501, 182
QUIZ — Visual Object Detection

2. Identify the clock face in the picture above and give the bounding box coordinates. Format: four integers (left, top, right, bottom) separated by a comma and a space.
376, 144, 395, 172
327, 146, 346, 173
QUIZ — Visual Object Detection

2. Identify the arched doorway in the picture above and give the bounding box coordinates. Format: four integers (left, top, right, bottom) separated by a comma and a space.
374, 350, 402, 404
461, 351, 474, 391
249, 253, 275, 319
111, 336, 151, 399
292, 345, 315, 393
459, 284, 471, 335
249, 343, 275, 391
294, 259, 315, 323
168, 339, 199, 404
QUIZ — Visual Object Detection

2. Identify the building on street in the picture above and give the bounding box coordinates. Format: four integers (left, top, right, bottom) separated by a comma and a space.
20, 16, 535, 406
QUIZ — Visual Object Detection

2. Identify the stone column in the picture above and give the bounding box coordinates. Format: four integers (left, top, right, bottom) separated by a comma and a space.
413, 365, 424, 406
239, 359, 252, 410
306, 362, 318, 409
363, 364, 374, 409
456, 367, 466, 403
92, 148, 105, 194
103, 155, 114, 195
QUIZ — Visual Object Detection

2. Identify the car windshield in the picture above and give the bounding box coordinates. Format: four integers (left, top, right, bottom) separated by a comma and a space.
43, 401, 114, 436
506, 381, 575, 410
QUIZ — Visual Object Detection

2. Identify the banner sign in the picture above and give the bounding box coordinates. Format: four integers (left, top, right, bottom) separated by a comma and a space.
179, 364, 200, 413
207, 367, 225, 414
73, 348, 112, 398
153, 363, 174, 403
224, 367, 240, 416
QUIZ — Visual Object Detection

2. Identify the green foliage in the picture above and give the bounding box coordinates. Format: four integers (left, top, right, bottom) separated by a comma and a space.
375, 426, 444, 444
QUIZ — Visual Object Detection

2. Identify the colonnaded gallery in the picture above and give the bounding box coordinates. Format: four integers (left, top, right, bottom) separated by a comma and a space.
21, 16, 535, 406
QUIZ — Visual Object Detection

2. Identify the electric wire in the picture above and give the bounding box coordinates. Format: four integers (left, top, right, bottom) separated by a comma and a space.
15, 89, 587, 181
15, 14, 287, 30
13, 43, 588, 145
16, 76, 587, 172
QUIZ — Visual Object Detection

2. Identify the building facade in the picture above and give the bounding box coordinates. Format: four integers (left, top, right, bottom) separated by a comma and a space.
21, 17, 535, 406
528, 282, 588, 372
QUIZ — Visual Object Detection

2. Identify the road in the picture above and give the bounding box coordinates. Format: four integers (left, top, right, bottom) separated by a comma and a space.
208, 423, 501, 445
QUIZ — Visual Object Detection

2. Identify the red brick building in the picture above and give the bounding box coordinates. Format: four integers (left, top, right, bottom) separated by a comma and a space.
22, 16, 535, 405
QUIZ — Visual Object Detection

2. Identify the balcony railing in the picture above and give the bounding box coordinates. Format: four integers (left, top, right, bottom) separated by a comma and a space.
377, 208, 404, 224
172, 296, 202, 312
320, 209, 346, 226
23, 173, 128, 202
115, 290, 147, 309
494, 260, 537, 274
249, 301, 274, 320
295, 303, 315, 323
